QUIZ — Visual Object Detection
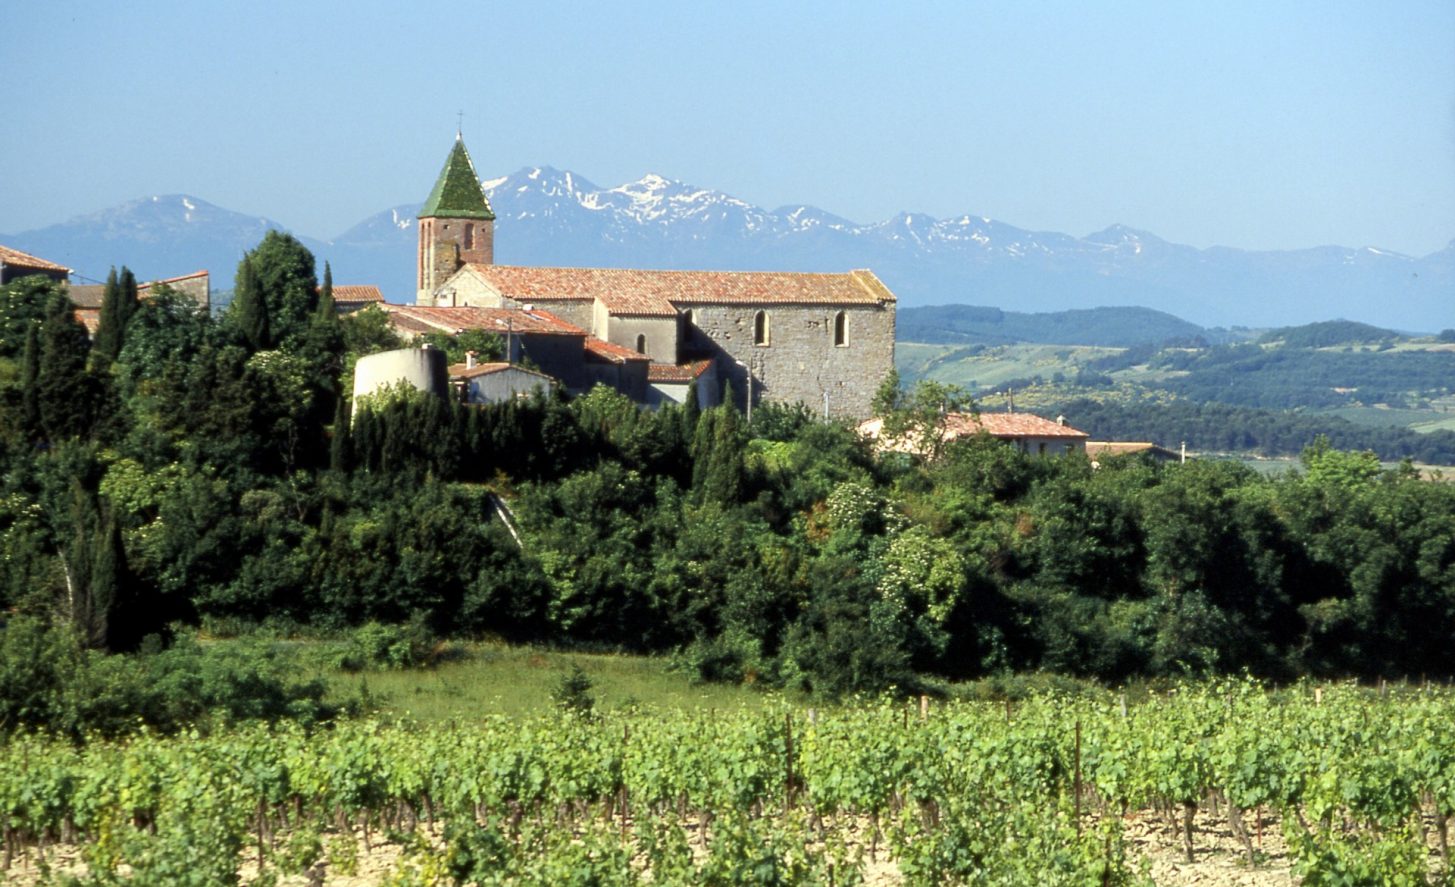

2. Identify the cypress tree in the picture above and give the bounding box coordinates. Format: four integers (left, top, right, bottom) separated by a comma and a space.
20, 323, 40, 439
118, 267, 138, 322
37, 294, 93, 440
330, 393, 352, 472
315, 262, 337, 324
234, 256, 270, 350
92, 268, 123, 365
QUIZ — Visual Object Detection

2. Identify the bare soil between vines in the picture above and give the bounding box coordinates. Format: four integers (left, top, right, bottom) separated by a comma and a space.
1, 805, 1316, 885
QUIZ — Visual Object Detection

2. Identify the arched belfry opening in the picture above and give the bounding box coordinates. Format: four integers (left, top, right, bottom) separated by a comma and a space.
833, 311, 847, 346
754, 310, 770, 346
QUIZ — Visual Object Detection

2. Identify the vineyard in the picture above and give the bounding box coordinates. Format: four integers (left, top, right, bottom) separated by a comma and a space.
3, 682, 1454, 885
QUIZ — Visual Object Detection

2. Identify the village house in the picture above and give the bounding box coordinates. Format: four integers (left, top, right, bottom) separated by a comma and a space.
858, 411, 1090, 457
68, 270, 210, 334
0, 245, 69, 285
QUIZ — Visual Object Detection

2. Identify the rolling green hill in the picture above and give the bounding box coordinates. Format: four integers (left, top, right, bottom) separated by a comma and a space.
896, 303, 1222, 347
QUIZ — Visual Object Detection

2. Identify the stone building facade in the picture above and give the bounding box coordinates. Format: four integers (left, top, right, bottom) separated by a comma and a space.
413, 137, 896, 418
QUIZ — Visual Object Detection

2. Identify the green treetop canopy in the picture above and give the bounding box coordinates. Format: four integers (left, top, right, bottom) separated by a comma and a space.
419, 136, 496, 221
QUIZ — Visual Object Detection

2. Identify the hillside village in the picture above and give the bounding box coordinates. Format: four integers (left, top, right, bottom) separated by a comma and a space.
3, 130, 1455, 887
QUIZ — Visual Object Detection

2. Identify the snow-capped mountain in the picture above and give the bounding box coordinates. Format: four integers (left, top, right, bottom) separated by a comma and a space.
4, 170, 1451, 330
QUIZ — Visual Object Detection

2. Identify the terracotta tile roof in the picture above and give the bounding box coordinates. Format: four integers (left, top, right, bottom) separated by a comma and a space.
447, 361, 555, 382
859, 411, 1088, 451
461, 265, 895, 318
1087, 441, 1180, 459
138, 270, 209, 293
66, 285, 107, 309
584, 337, 651, 364
647, 359, 713, 383
0, 244, 69, 273
70, 270, 210, 308
947, 412, 1089, 439
330, 285, 384, 305
383, 304, 585, 337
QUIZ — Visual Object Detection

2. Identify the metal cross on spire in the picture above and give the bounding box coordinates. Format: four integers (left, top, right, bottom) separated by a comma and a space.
456, 110, 464, 139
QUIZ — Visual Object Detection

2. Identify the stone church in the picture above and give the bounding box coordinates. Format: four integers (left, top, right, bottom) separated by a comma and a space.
410, 136, 897, 418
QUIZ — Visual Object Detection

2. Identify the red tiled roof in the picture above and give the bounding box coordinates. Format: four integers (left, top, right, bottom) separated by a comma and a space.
447, 361, 555, 381
383, 304, 585, 337
461, 264, 895, 318
946, 412, 1089, 439
138, 270, 209, 293
859, 411, 1088, 449
584, 337, 651, 364
647, 359, 713, 383
0, 244, 69, 273
1087, 441, 1180, 459
70, 270, 209, 308
331, 285, 384, 304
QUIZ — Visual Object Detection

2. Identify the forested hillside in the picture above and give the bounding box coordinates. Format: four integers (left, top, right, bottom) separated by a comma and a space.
3, 236, 1455, 719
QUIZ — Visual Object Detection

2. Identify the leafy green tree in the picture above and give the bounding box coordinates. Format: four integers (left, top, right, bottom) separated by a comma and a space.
341, 304, 403, 358
872, 372, 976, 461
419, 328, 504, 365
246, 230, 318, 344
0, 275, 62, 358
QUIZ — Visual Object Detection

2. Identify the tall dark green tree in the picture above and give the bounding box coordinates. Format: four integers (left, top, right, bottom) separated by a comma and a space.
315, 261, 336, 324
20, 323, 41, 439
92, 266, 141, 368
36, 293, 94, 440
330, 393, 352, 472
233, 256, 270, 350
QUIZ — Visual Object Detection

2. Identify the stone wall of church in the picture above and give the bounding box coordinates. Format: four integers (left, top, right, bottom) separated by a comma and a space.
605, 314, 677, 362
684, 302, 894, 419
417, 218, 492, 301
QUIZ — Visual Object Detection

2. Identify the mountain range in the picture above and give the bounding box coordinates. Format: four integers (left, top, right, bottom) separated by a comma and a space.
5, 167, 1451, 331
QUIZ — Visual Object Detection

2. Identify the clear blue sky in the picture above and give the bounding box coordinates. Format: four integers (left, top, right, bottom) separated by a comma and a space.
3, 1, 1453, 255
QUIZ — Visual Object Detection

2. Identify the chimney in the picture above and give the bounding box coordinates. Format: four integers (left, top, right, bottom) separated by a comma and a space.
465, 350, 478, 370
1056, 415, 1066, 426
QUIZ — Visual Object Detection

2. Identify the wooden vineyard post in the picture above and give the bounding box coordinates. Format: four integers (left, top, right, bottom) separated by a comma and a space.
1073, 720, 1082, 836
919, 695, 929, 721
784, 711, 795, 811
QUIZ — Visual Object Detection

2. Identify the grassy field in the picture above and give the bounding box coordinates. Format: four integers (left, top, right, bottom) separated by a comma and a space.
896, 342, 1120, 391
308, 641, 779, 721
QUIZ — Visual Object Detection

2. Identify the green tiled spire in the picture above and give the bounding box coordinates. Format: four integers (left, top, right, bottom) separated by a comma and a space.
419, 136, 495, 221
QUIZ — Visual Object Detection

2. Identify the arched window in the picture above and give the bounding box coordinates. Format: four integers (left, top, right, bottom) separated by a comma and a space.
833, 311, 847, 346
635, 333, 647, 354
464, 223, 475, 249
754, 310, 770, 346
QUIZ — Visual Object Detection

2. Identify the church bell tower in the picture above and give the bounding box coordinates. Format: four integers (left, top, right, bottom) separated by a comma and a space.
416, 134, 495, 304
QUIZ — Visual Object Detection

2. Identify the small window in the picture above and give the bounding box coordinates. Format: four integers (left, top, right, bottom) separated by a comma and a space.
754, 310, 770, 346
635, 333, 647, 354
833, 311, 846, 346
464, 223, 475, 249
